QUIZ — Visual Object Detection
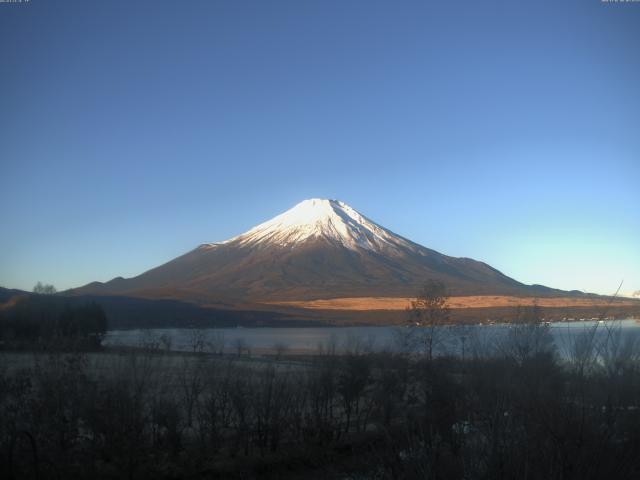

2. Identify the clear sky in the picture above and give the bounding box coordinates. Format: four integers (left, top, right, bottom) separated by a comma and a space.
1, 0, 638, 297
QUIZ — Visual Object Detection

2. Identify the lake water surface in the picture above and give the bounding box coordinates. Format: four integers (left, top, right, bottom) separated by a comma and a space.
105, 319, 640, 357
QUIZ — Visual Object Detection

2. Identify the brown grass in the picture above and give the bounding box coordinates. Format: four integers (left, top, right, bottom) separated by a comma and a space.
267, 295, 639, 311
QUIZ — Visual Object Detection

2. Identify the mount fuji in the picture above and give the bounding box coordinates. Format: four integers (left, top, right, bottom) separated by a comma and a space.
72, 199, 560, 304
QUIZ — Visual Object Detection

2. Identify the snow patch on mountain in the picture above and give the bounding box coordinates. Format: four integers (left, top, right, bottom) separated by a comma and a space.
203, 198, 419, 253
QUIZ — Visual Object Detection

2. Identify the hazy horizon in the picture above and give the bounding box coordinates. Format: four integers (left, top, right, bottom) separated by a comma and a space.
1, 1, 639, 296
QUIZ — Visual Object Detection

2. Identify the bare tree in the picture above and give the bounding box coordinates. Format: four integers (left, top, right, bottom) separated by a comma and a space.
159, 333, 173, 351
33, 282, 56, 295
502, 304, 555, 364
188, 328, 206, 353
338, 354, 371, 433
273, 342, 289, 360
179, 357, 205, 428
233, 337, 247, 357
207, 329, 226, 355
408, 280, 450, 360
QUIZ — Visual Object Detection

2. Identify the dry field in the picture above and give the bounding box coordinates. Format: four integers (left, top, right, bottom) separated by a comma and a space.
268, 295, 640, 311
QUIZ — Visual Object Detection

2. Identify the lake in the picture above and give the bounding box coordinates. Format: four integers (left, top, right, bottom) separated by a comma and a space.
105, 319, 640, 358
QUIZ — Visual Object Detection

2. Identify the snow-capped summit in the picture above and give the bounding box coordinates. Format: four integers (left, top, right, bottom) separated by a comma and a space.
210, 198, 416, 253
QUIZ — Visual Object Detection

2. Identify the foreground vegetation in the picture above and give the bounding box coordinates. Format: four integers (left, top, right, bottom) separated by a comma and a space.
2, 313, 640, 480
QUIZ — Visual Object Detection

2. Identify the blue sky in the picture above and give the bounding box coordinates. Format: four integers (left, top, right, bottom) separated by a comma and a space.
1, 0, 638, 296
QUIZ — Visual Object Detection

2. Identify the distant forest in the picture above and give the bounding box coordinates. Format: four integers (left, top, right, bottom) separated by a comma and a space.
0, 295, 107, 349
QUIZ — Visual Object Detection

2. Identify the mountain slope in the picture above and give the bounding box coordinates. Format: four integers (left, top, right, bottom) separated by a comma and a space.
71, 199, 558, 302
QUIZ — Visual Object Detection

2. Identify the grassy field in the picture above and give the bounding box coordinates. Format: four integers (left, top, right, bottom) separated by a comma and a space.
268, 295, 640, 311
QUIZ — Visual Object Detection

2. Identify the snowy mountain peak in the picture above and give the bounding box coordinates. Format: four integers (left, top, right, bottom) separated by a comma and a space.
206, 198, 417, 253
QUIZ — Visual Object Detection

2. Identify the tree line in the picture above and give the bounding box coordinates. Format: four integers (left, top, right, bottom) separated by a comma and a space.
0, 286, 107, 349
